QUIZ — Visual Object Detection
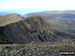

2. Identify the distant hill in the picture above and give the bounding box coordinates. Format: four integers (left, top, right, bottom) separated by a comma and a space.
25, 10, 75, 19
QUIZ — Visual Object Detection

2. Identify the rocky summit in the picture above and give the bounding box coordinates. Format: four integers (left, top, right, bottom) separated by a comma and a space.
0, 16, 57, 44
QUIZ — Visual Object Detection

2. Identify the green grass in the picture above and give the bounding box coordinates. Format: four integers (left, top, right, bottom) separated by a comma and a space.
48, 21, 75, 31
50, 23, 68, 30
47, 19, 75, 31
71, 26, 75, 30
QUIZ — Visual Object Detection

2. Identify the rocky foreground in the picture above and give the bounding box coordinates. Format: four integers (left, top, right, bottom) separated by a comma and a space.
0, 43, 75, 56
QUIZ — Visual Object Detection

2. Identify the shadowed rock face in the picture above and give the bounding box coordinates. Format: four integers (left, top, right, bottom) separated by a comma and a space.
0, 16, 57, 43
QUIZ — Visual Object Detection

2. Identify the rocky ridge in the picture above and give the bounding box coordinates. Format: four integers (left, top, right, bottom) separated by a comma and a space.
0, 16, 57, 43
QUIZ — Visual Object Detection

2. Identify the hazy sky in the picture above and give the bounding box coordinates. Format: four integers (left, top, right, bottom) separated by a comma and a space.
0, 0, 75, 10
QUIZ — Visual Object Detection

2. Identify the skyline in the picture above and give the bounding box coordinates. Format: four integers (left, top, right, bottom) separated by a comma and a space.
0, 0, 75, 15
0, 0, 75, 10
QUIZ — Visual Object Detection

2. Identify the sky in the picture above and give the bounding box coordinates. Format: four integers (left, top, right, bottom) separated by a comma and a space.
0, 0, 75, 15
0, 0, 75, 10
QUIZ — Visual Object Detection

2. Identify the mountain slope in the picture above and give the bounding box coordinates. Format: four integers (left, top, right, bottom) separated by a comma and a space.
0, 14, 75, 44
0, 16, 57, 44
0, 14, 23, 26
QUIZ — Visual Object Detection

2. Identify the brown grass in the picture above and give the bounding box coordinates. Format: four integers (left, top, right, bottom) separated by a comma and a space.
0, 14, 22, 26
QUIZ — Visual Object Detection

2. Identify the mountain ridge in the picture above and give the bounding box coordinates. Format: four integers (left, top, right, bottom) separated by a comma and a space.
0, 14, 75, 44
0, 16, 57, 43
0, 14, 23, 26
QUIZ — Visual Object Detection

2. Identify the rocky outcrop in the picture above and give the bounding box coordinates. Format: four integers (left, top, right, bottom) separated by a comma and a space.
0, 44, 75, 56
0, 44, 59, 56
0, 16, 57, 43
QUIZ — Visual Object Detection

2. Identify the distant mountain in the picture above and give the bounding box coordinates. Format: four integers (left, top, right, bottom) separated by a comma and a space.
25, 10, 75, 19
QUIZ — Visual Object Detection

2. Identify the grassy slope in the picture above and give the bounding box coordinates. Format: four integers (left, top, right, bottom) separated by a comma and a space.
0, 14, 23, 44
0, 14, 23, 26
47, 19, 75, 31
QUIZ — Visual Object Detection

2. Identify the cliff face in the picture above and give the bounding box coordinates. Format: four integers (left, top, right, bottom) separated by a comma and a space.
0, 16, 57, 43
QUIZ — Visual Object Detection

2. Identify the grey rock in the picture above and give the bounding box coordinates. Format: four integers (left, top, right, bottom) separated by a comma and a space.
0, 16, 57, 43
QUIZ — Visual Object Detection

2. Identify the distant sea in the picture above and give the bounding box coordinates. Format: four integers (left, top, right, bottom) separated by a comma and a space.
0, 9, 46, 16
